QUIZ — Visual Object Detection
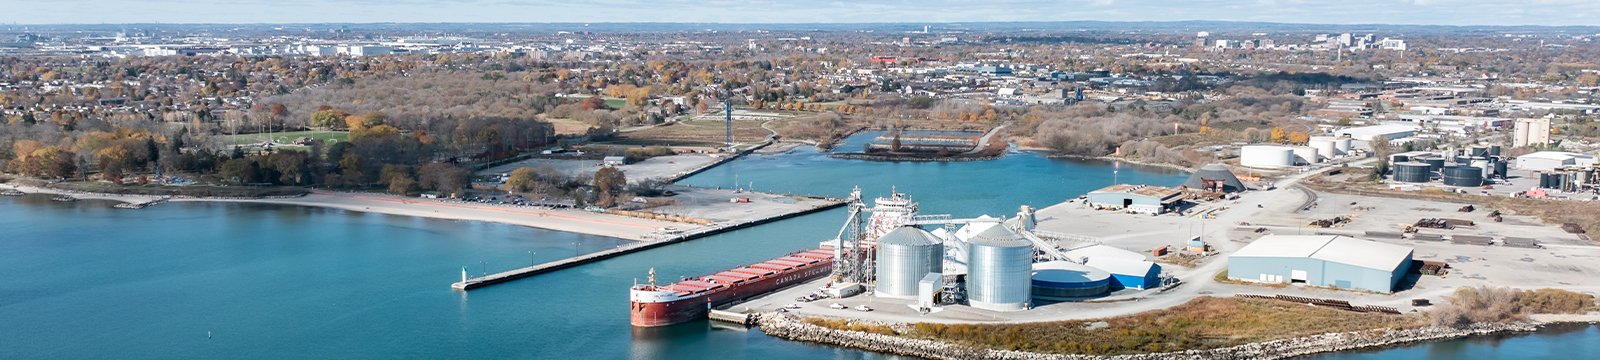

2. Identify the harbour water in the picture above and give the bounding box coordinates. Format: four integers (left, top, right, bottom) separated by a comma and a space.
5, 131, 1587, 359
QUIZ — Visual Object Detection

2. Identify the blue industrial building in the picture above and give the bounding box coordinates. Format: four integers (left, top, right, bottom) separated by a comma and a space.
1085, 257, 1161, 290
1228, 235, 1414, 293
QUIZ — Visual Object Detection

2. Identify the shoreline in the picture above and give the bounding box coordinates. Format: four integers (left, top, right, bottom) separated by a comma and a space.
1045, 153, 1196, 173
755, 313, 1598, 360
1, 183, 682, 241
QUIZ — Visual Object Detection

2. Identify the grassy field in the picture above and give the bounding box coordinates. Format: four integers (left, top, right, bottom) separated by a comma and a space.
221, 131, 350, 146
812, 297, 1420, 356
611, 119, 781, 147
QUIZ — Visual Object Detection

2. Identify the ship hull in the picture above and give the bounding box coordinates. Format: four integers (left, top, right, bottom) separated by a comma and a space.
630, 255, 833, 327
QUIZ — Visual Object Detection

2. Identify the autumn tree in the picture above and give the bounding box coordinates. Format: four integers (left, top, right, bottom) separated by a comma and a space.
505, 167, 538, 193
592, 166, 627, 208
1268, 127, 1287, 143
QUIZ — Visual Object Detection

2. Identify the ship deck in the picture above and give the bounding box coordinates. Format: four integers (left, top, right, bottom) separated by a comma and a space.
658, 249, 834, 296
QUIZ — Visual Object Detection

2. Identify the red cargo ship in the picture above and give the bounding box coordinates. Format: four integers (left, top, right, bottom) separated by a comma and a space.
629, 248, 835, 327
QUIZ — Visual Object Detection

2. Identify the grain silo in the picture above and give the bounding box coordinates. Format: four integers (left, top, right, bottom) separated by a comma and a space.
965, 226, 1033, 311
874, 226, 944, 299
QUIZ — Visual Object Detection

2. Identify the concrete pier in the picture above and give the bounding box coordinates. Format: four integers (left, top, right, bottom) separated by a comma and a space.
452, 198, 845, 290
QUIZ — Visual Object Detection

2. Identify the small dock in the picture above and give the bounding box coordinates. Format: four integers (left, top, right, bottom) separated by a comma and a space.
708, 309, 755, 326
452, 199, 846, 290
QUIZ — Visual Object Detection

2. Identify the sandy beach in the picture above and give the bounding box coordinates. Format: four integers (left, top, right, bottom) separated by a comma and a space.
0, 183, 169, 205
169, 191, 687, 241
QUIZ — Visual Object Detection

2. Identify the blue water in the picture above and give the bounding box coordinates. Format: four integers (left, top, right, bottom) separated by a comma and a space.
25, 130, 1575, 360
1299, 323, 1600, 360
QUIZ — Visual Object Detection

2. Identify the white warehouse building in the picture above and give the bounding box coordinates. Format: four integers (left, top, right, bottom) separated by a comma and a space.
1228, 235, 1414, 293
1335, 124, 1419, 148
1516, 151, 1598, 172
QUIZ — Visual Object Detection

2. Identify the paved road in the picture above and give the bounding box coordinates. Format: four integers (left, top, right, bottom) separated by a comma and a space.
962, 124, 1009, 155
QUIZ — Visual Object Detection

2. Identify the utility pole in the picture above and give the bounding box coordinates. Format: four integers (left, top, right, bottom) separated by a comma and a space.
724, 100, 733, 151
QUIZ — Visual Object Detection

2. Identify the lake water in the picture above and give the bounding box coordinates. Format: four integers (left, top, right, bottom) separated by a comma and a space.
8, 131, 1583, 359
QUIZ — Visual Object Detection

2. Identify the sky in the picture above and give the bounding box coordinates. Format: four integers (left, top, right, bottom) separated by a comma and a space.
3, 0, 1598, 26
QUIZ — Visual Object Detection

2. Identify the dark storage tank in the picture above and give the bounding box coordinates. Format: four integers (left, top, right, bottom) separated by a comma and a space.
1443, 166, 1484, 187
1392, 162, 1432, 183
1422, 157, 1446, 173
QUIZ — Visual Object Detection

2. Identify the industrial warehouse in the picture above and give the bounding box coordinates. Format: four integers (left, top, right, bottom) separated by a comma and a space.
1228, 235, 1414, 293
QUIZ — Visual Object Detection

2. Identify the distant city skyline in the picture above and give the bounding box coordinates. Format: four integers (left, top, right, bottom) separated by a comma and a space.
8, 0, 1600, 27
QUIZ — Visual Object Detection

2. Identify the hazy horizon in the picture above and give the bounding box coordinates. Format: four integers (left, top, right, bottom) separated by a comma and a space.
8, 0, 1599, 27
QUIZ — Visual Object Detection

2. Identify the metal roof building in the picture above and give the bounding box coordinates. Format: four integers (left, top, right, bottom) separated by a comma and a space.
1228, 235, 1414, 293
1515, 151, 1598, 172
1063, 244, 1160, 290
1084, 185, 1184, 215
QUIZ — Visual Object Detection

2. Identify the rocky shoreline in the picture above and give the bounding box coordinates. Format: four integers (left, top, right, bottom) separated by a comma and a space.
756, 313, 1550, 360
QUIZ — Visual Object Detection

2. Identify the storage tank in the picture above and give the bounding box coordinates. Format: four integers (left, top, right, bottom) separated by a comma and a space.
1494, 160, 1508, 179
1309, 138, 1338, 160
1392, 162, 1432, 183
1031, 261, 1111, 301
1442, 166, 1484, 187
1240, 145, 1295, 168
965, 226, 1032, 311
874, 226, 944, 299
1490, 145, 1502, 157
1470, 146, 1489, 157
1334, 137, 1352, 155
1290, 146, 1320, 164
1421, 157, 1446, 173
1390, 154, 1410, 164
1470, 159, 1492, 180
1539, 173, 1557, 189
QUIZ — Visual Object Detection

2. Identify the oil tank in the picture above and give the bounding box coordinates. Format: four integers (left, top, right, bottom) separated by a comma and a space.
1031, 261, 1111, 301
1489, 145, 1502, 157
1390, 154, 1410, 163
874, 226, 944, 299
1470, 146, 1489, 157
1290, 146, 1320, 164
1334, 137, 1352, 155
1240, 145, 1295, 168
1539, 173, 1557, 189
1494, 160, 1508, 179
1309, 138, 1338, 160
965, 226, 1032, 311
1443, 166, 1484, 187
1392, 162, 1432, 183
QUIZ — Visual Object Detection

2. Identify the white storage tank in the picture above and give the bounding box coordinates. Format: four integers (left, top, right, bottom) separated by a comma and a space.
1290, 146, 1320, 164
965, 226, 1033, 311
874, 226, 944, 299
1469, 159, 1491, 180
1309, 137, 1338, 160
1240, 145, 1295, 169
1334, 137, 1353, 155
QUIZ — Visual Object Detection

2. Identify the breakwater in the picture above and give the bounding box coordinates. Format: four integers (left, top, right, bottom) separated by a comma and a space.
756, 313, 1544, 360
